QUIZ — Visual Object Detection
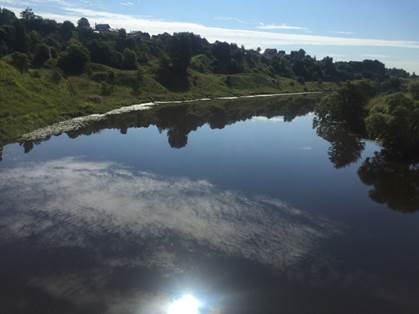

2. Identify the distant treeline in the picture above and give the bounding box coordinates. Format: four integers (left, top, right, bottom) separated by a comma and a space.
0, 7, 414, 83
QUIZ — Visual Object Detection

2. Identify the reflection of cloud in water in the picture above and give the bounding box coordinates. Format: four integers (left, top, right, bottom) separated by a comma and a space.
251, 116, 285, 123
0, 158, 339, 313
0, 158, 335, 269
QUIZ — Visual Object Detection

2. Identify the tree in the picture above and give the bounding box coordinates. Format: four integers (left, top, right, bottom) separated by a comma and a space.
408, 81, 419, 100
365, 93, 419, 156
122, 48, 138, 69
13, 20, 27, 52
0, 8, 17, 25
169, 33, 192, 74
9, 52, 30, 72
20, 8, 35, 21
60, 20, 75, 41
116, 28, 127, 51
57, 42, 90, 74
32, 43, 50, 67
316, 81, 376, 132
0, 39, 7, 56
77, 17, 90, 30
88, 40, 119, 67
358, 152, 419, 213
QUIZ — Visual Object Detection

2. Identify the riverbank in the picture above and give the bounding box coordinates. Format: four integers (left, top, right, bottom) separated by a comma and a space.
19, 92, 322, 143
0, 59, 331, 146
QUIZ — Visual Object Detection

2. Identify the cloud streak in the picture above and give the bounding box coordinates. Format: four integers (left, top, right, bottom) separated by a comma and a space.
257, 23, 308, 31
4, 4, 419, 50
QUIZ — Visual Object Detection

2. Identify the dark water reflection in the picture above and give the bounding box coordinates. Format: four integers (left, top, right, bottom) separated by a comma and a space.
0, 96, 419, 313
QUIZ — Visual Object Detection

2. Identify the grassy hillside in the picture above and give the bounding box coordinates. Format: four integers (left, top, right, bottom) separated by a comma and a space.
0, 60, 335, 145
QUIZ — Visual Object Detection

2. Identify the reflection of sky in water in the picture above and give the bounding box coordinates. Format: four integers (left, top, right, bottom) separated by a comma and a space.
1, 112, 419, 313
0, 158, 334, 268
0, 158, 336, 313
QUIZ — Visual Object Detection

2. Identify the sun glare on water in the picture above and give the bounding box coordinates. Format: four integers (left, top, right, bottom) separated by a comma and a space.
167, 294, 202, 314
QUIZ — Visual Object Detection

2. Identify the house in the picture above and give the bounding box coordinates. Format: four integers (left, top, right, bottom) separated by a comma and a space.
95, 24, 111, 33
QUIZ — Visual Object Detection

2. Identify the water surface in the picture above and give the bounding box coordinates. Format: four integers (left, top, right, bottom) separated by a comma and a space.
1, 97, 418, 314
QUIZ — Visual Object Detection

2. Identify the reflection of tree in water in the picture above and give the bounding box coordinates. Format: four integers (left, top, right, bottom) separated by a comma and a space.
16, 96, 316, 153
358, 152, 419, 213
314, 112, 419, 213
313, 118, 365, 169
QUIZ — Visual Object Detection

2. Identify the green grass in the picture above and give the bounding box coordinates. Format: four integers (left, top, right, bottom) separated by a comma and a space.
0, 60, 335, 145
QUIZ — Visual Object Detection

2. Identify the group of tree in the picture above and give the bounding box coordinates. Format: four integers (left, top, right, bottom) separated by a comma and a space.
0, 7, 415, 84
315, 80, 419, 161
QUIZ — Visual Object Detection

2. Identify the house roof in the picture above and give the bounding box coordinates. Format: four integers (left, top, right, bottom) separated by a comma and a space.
95, 24, 111, 30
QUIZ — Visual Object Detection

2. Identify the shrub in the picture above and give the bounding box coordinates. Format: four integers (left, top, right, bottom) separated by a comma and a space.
366, 93, 419, 155
32, 44, 50, 67
122, 48, 138, 70
100, 82, 113, 96
9, 52, 30, 72
408, 81, 419, 100
50, 69, 62, 83
90, 71, 109, 82
57, 42, 90, 74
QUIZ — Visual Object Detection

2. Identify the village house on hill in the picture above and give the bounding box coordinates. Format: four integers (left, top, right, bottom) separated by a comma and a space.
95, 23, 111, 33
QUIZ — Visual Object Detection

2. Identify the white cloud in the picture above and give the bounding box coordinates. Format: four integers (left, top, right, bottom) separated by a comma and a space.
334, 31, 354, 35
363, 54, 389, 60
3, 4, 419, 51
257, 23, 308, 31
29, 7, 419, 51
0, 0, 71, 7
2, 2, 419, 71
214, 16, 247, 24
120, 1, 135, 7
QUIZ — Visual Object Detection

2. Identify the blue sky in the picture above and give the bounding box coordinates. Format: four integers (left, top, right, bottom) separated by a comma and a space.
2, 0, 419, 72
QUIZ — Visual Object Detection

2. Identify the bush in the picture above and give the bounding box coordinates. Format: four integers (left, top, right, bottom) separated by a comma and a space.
316, 81, 376, 132
30, 70, 41, 78
57, 42, 90, 74
32, 44, 50, 67
122, 48, 138, 70
100, 82, 113, 96
9, 52, 30, 72
365, 93, 419, 155
90, 71, 109, 82
50, 69, 62, 83
408, 81, 419, 100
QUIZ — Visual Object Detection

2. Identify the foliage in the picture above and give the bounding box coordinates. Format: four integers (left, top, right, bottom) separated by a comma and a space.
358, 152, 419, 212
60, 20, 75, 41
0, 6, 412, 84
57, 41, 90, 74
316, 80, 376, 132
8, 52, 30, 72
122, 48, 138, 70
408, 81, 419, 100
32, 43, 50, 66
0, 5, 417, 161
20, 8, 36, 21
365, 93, 419, 156
77, 17, 90, 30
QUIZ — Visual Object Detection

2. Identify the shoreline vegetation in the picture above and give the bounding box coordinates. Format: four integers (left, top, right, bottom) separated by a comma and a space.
12, 94, 320, 155
0, 7, 418, 160
19, 92, 322, 142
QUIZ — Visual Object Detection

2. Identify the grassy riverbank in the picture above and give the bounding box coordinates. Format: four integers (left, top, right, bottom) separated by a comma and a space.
0, 60, 333, 145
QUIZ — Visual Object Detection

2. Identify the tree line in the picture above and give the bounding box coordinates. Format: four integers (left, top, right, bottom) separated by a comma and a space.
0, 7, 414, 84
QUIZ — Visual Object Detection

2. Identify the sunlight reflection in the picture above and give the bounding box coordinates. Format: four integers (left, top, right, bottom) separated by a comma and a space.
167, 294, 202, 314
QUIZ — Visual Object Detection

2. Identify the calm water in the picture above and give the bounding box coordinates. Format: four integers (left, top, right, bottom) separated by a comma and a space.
0, 98, 418, 313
